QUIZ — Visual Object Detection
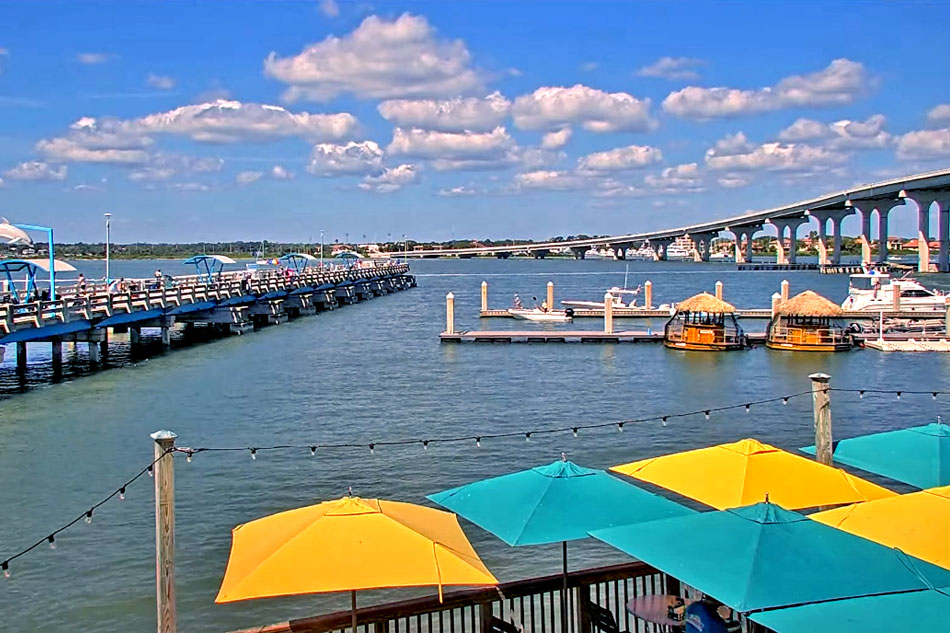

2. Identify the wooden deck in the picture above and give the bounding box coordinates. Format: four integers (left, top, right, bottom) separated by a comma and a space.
480, 308, 946, 320
442, 330, 769, 344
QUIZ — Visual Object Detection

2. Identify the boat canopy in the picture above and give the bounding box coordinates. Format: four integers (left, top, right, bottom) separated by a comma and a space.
279, 253, 318, 273
183, 254, 236, 282
0, 258, 75, 302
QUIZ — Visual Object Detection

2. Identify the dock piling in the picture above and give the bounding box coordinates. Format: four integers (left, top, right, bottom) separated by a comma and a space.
893, 285, 901, 312
945, 302, 950, 337
809, 373, 833, 468
604, 292, 614, 334
150, 430, 178, 633
546, 282, 554, 311
16, 341, 26, 373
480, 281, 488, 313
88, 341, 101, 364
644, 281, 652, 309
771, 293, 781, 319
780, 279, 789, 303
51, 340, 62, 375
445, 293, 455, 335
715, 281, 723, 301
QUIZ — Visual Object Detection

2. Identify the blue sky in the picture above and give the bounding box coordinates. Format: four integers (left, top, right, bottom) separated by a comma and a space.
0, 1, 948, 243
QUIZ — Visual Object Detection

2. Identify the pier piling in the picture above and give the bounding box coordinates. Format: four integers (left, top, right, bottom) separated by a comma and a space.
771, 293, 781, 319
781, 280, 789, 303
809, 373, 833, 468
88, 341, 101, 364
480, 281, 488, 313
445, 293, 455, 335
51, 340, 62, 375
150, 430, 178, 633
893, 286, 901, 312
644, 281, 652, 309
946, 303, 950, 337
16, 341, 26, 373
604, 292, 614, 334
546, 282, 554, 311
715, 281, 723, 301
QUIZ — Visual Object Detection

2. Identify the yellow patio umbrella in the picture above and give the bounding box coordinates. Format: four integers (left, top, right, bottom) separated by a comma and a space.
811, 485, 950, 569
216, 495, 498, 630
611, 438, 895, 510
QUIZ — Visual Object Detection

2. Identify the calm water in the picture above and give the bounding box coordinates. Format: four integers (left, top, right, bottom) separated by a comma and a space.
2, 258, 949, 632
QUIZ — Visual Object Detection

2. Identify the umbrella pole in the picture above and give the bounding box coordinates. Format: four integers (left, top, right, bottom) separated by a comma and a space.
561, 541, 569, 633
352, 590, 358, 633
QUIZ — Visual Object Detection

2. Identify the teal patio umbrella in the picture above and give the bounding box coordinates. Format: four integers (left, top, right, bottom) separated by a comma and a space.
590, 501, 950, 613
750, 587, 950, 633
801, 422, 950, 489
428, 459, 692, 632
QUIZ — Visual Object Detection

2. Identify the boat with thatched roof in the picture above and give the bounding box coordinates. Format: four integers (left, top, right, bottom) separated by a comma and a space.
664, 292, 744, 351
767, 290, 852, 352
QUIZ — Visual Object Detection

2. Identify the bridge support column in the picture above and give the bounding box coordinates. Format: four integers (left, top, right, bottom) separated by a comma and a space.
913, 197, 935, 273
830, 216, 844, 265
611, 244, 628, 260
652, 239, 673, 261
733, 233, 746, 264
571, 247, 586, 260
130, 326, 142, 345
877, 207, 891, 264
88, 341, 101, 364
939, 200, 950, 273
16, 342, 26, 373
807, 209, 853, 266
51, 339, 62, 375
858, 209, 872, 266
161, 326, 172, 350
745, 231, 755, 262
690, 233, 716, 262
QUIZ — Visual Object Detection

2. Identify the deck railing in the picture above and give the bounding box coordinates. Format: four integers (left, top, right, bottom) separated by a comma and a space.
227, 562, 675, 633
766, 325, 851, 346
0, 263, 410, 336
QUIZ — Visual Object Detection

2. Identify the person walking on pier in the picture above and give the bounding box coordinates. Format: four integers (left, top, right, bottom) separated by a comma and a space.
77, 273, 87, 295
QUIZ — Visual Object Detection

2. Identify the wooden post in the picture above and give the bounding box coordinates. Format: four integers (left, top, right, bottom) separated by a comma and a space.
771, 293, 781, 319
603, 292, 613, 334
445, 293, 455, 335
577, 583, 591, 633
480, 281, 488, 313
809, 374, 832, 467
51, 339, 62, 374
892, 284, 901, 312
714, 281, 723, 301
151, 430, 177, 633
547, 281, 554, 311
945, 301, 950, 337
479, 602, 493, 633
644, 281, 652, 309
780, 279, 789, 302
16, 341, 26, 373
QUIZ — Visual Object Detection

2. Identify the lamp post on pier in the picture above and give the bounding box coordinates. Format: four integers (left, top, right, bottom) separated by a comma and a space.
403, 233, 408, 265
104, 213, 112, 284
319, 229, 325, 269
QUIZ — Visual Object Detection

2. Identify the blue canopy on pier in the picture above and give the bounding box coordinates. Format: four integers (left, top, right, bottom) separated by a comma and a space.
0, 319, 91, 344
0, 258, 76, 303
167, 300, 217, 316
278, 253, 318, 273
218, 294, 257, 307
183, 254, 236, 283
802, 422, 950, 489
96, 308, 165, 327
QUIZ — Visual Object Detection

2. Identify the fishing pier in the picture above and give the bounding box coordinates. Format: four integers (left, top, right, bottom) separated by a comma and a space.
0, 262, 415, 376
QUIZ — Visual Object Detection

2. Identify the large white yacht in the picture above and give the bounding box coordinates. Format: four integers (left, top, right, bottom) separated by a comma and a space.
841, 272, 947, 312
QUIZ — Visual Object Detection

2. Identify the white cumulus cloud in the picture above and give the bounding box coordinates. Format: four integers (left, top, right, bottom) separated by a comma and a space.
36, 137, 151, 164
515, 170, 584, 191
388, 126, 513, 160
77, 52, 114, 65
705, 135, 846, 172
644, 163, 704, 193
438, 185, 478, 196
512, 85, 656, 132
778, 114, 891, 149
4, 161, 68, 181
577, 144, 662, 172
359, 164, 419, 193
271, 165, 294, 180
540, 127, 572, 149
318, 0, 339, 17
307, 140, 384, 175
927, 104, 950, 125
897, 128, 950, 160
637, 56, 705, 81
236, 171, 263, 185
377, 92, 510, 132
663, 58, 870, 120
264, 13, 482, 102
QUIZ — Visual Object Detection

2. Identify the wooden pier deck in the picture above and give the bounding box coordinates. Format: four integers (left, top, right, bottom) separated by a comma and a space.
480, 308, 946, 320
441, 330, 770, 344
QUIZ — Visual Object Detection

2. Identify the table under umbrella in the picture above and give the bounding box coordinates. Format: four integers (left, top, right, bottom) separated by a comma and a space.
811, 484, 950, 569
590, 501, 950, 613
216, 495, 498, 630
428, 458, 692, 632
611, 438, 895, 510
801, 422, 950, 489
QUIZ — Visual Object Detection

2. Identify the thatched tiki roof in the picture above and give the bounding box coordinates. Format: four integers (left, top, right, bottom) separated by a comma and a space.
675, 292, 736, 314
777, 290, 844, 317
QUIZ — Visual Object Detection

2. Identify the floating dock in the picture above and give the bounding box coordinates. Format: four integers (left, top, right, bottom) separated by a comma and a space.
441, 331, 769, 344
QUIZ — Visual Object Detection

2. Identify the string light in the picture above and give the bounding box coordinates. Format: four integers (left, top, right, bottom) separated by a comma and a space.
249, 448, 257, 460
3, 562, 9, 578
310, 446, 317, 456
475, 437, 481, 448
84, 510, 93, 525
704, 410, 710, 420
934, 392, 939, 400
47, 535, 55, 550
617, 422, 624, 432
745, 404, 751, 413
422, 440, 429, 451
185, 451, 193, 463
525, 432, 531, 442
897, 391, 902, 400
147, 465, 153, 477
661, 416, 668, 426
369, 443, 375, 455
859, 390, 865, 399
782, 397, 788, 405
118, 487, 125, 501
572, 427, 578, 438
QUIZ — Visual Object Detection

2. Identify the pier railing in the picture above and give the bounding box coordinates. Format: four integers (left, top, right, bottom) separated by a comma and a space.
227, 561, 674, 633
0, 263, 410, 336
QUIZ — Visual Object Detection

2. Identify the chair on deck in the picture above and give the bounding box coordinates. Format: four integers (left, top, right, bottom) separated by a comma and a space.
584, 599, 629, 633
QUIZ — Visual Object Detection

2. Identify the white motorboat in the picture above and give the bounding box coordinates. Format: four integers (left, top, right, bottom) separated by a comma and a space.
562, 286, 641, 309
507, 308, 573, 323
841, 272, 947, 312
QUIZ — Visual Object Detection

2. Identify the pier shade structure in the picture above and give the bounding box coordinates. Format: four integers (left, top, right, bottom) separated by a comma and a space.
766, 290, 852, 352
663, 292, 744, 351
